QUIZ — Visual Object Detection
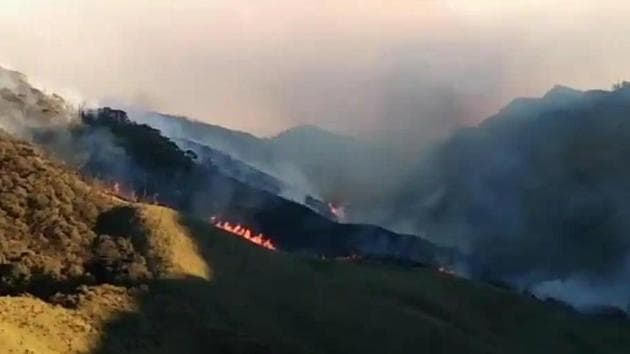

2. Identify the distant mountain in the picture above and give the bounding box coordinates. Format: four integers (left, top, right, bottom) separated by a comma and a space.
80, 107, 444, 264
129, 111, 270, 168
129, 112, 408, 219
0, 66, 445, 268
483, 85, 585, 125
7, 63, 630, 313
387, 84, 630, 308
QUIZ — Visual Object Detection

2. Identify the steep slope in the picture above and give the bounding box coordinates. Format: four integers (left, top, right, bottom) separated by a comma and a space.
0, 133, 630, 353
94, 211, 630, 354
173, 136, 336, 218
128, 110, 269, 171
0, 132, 213, 353
79, 107, 444, 265
388, 84, 630, 308
0, 66, 442, 266
0, 134, 115, 294
129, 111, 406, 213
0, 66, 76, 137
0, 133, 209, 294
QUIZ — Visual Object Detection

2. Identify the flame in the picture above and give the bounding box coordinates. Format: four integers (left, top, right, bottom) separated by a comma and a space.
211, 217, 277, 251
102, 180, 137, 201
102, 180, 161, 204
328, 202, 346, 221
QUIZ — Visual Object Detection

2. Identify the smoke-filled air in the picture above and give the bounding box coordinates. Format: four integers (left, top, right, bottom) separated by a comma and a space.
2, 1, 630, 353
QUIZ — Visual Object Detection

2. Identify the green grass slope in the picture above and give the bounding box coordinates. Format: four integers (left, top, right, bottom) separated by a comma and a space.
95, 206, 630, 354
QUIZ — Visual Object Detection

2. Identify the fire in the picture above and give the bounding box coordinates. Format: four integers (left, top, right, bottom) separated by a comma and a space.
211, 217, 277, 251
103, 180, 161, 204
103, 180, 137, 201
328, 202, 346, 221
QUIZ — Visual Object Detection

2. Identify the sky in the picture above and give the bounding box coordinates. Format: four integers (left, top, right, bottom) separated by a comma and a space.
2, 0, 630, 139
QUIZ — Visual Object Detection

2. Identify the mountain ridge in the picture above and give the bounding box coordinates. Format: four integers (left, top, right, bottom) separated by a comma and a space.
386, 83, 630, 309
0, 133, 628, 353
1, 65, 630, 353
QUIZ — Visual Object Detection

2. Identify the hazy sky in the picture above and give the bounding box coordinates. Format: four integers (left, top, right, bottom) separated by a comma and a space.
2, 0, 630, 137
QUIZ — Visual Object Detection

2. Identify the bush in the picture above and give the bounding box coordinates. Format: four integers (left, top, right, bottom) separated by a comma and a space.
0, 262, 31, 290
90, 234, 153, 284
0, 137, 117, 295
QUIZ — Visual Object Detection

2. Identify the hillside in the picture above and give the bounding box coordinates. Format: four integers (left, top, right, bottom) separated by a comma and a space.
0, 132, 211, 291
0, 66, 76, 138
387, 84, 630, 308
0, 133, 115, 295
77, 107, 444, 266
0, 132, 629, 353
128, 110, 269, 171
129, 112, 406, 212
0, 132, 211, 353
172, 136, 336, 218
0, 65, 449, 267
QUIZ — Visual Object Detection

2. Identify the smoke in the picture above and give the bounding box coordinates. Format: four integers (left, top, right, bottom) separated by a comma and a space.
123, 108, 321, 205
3, 1, 630, 139
376, 85, 630, 312
6, 0, 630, 234
3, 1, 630, 312
4, 1, 630, 228
0, 65, 141, 195
530, 269, 630, 310
0, 66, 77, 139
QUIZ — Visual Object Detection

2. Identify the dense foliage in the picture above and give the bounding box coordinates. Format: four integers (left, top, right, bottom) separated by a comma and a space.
0, 135, 154, 296
82, 107, 195, 173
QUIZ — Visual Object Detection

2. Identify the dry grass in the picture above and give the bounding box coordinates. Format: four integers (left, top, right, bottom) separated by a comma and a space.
136, 205, 211, 280
0, 202, 212, 354
0, 285, 136, 354
1, 201, 630, 354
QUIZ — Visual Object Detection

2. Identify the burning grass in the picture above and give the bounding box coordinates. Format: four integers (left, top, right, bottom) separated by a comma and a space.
210, 216, 277, 251
0, 134, 629, 354
2, 200, 630, 354
91, 214, 630, 354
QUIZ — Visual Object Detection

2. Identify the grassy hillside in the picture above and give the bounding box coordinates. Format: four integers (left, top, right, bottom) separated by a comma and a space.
0, 134, 629, 354
93, 208, 630, 354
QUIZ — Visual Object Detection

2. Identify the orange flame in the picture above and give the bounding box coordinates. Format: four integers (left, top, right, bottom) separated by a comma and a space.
102, 180, 161, 204
211, 217, 277, 251
328, 202, 346, 221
